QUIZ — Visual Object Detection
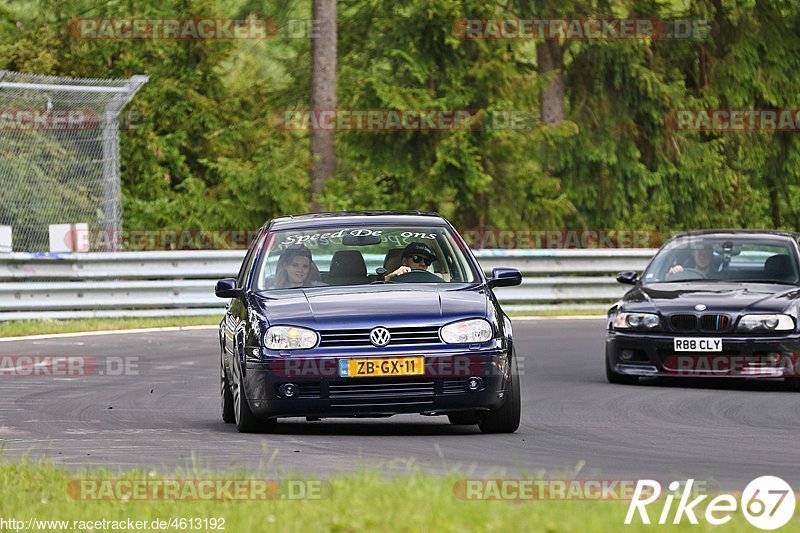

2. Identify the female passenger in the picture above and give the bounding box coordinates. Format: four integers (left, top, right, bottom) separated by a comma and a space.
272, 244, 324, 288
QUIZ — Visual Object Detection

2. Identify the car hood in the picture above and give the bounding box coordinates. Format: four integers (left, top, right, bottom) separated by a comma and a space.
251, 284, 489, 327
621, 282, 800, 314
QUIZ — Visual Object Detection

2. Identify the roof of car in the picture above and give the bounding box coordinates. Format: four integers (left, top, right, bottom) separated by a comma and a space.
265, 211, 449, 230
669, 229, 800, 241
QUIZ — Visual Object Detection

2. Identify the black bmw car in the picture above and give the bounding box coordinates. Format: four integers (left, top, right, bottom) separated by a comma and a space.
607, 230, 800, 389
216, 211, 523, 433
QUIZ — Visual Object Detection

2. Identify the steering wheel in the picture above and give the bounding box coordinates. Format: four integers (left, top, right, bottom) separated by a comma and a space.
668, 267, 705, 281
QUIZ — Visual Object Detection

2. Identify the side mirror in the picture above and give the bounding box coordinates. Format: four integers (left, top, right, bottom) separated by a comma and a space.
616, 271, 638, 285
215, 278, 241, 298
488, 267, 522, 288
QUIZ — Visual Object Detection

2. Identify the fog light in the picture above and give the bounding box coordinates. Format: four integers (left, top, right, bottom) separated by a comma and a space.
278, 383, 298, 398
467, 377, 484, 391
620, 350, 634, 361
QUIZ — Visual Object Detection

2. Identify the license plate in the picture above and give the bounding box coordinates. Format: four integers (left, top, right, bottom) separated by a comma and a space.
673, 338, 722, 352
339, 357, 425, 378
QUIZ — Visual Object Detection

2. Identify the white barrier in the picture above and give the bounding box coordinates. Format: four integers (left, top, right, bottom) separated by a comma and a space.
0, 249, 655, 320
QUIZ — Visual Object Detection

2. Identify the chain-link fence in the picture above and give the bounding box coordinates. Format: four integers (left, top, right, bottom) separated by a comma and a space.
0, 71, 147, 252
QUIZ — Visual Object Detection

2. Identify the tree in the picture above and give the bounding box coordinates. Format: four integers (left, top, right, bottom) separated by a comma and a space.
310, 0, 337, 211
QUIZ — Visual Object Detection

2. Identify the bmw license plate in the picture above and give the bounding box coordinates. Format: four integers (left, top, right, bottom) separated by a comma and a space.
339, 357, 425, 378
673, 338, 722, 352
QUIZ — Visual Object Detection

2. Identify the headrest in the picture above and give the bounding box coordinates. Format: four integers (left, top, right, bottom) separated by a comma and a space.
329, 250, 367, 278
383, 248, 404, 272
765, 254, 794, 281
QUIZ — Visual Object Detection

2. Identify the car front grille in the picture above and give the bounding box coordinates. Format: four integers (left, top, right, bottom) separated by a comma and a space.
442, 378, 468, 394
700, 314, 731, 331
670, 314, 698, 331
318, 326, 441, 348
328, 378, 435, 407
669, 313, 732, 332
296, 383, 322, 399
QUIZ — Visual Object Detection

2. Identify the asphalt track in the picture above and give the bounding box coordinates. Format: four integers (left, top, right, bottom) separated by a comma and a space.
0, 319, 799, 490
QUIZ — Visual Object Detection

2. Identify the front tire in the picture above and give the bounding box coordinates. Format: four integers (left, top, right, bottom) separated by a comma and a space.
231, 365, 275, 433
478, 352, 521, 434
221, 355, 235, 423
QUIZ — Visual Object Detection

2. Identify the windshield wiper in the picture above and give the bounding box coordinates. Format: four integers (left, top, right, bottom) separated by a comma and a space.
654, 279, 729, 284
734, 279, 799, 285
654, 278, 799, 286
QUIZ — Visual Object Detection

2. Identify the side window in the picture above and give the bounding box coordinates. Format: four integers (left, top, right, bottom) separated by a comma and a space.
441, 231, 472, 282
237, 230, 267, 288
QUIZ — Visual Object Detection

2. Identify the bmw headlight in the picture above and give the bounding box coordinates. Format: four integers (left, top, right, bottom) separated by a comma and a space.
440, 318, 493, 344
613, 312, 660, 330
736, 314, 795, 332
263, 326, 318, 350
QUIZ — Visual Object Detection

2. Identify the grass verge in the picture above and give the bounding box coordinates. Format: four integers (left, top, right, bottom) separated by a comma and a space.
0, 460, 757, 532
0, 316, 218, 338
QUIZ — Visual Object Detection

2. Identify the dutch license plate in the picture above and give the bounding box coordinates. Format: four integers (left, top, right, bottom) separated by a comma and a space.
339, 356, 425, 378
673, 337, 722, 352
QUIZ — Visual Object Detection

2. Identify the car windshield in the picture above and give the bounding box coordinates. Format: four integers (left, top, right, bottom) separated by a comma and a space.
254, 225, 479, 289
642, 236, 800, 284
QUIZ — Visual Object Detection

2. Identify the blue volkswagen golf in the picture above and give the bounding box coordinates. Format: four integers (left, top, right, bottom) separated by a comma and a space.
216, 211, 522, 433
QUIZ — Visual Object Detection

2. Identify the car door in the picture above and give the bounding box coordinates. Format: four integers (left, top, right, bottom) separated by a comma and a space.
222, 228, 267, 377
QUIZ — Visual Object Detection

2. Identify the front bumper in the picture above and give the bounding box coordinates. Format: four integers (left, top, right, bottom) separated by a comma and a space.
241, 350, 511, 419
606, 331, 800, 378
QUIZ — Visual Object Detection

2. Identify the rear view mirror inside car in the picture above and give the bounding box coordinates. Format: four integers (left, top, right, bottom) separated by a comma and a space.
342, 234, 382, 246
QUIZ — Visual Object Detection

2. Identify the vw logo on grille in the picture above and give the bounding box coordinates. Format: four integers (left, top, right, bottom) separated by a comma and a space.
370, 327, 391, 347
695, 304, 707, 311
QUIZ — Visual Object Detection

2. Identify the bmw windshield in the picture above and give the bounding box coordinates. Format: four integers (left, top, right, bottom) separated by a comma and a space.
642, 236, 800, 284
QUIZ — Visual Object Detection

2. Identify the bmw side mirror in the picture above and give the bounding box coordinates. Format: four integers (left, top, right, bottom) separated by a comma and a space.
215, 278, 241, 298
616, 271, 638, 285
488, 268, 522, 288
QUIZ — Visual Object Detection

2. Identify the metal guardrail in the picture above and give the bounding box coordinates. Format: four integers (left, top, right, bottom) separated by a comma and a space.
0, 249, 656, 320
0, 251, 245, 280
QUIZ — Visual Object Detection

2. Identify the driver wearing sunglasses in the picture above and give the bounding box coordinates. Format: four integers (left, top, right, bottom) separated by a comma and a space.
385, 242, 444, 282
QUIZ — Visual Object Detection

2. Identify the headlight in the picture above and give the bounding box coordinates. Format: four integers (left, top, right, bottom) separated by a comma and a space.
263, 326, 318, 350
440, 318, 493, 344
737, 314, 795, 332
613, 312, 660, 330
